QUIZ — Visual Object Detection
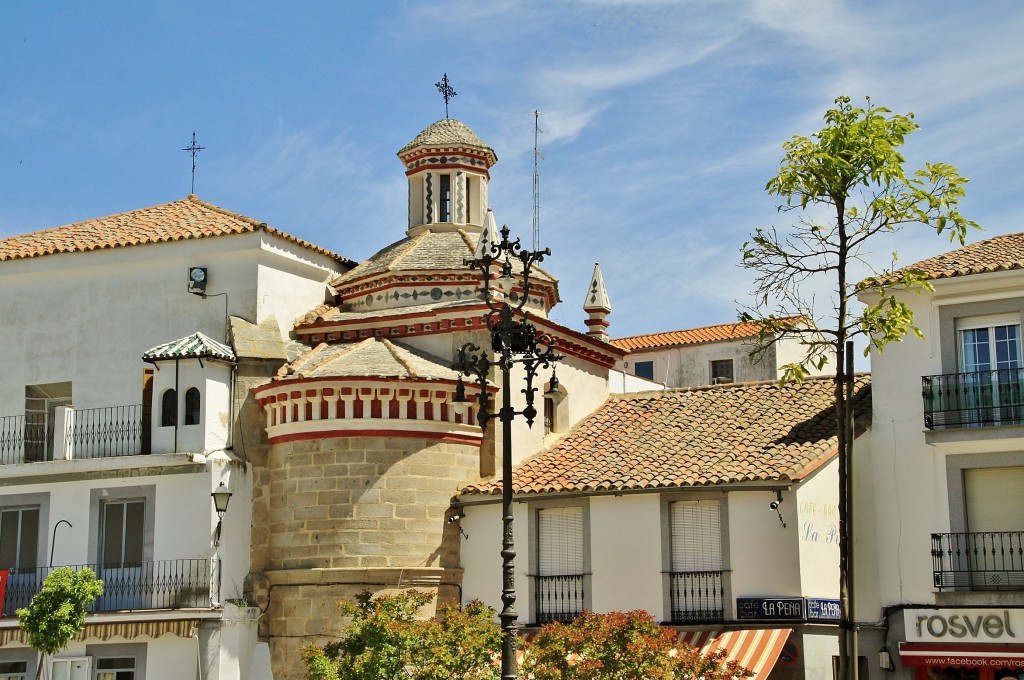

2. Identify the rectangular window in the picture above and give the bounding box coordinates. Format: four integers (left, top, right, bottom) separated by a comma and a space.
669, 500, 724, 623
0, 661, 27, 680
439, 174, 452, 222
536, 506, 584, 623
95, 656, 135, 680
0, 507, 39, 572
24, 382, 72, 462
100, 500, 144, 567
710, 360, 734, 384
633, 361, 654, 380
51, 657, 90, 680
956, 315, 1023, 425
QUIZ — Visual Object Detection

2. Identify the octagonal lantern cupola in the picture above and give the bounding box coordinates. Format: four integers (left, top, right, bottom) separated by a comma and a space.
397, 119, 497, 237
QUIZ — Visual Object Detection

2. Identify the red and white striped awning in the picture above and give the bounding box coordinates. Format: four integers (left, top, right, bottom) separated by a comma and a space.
678, 628, 792, 679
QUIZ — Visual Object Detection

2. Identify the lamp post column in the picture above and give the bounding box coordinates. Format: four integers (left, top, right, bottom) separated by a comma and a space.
499, 351, 518, 680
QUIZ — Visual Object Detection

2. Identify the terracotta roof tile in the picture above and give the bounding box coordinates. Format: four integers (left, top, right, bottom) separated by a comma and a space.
610, 316, 805, 352
0, 195, 354, 264
878, 231, 1024, 284
461, 374, 870, 496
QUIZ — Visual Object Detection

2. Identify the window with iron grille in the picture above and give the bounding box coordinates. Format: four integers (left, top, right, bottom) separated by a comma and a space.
536, 506, 585, 624
669, 499, 724, 623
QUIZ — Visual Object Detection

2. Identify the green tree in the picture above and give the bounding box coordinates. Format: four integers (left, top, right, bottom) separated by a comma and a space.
17, 567, 104, 678
740, 95, 978, 679
520, 610, 752, 680
301, 590, 500, 680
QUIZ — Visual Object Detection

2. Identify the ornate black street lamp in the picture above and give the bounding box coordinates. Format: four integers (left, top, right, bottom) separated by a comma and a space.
453, 225, 562, 679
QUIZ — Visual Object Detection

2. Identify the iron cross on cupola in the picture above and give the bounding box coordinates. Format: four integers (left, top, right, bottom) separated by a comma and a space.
435, 73, 457, 119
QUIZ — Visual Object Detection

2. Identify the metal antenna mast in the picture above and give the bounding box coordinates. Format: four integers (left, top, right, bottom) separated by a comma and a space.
182, 131, 205, 195
532, 111, 543, 251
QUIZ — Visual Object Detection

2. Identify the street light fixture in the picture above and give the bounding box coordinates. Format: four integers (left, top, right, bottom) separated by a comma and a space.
453, 224, 561, 680
211, 482, 233, 546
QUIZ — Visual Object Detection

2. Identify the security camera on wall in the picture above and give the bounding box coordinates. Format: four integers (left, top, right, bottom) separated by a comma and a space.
188, 267, 208, 296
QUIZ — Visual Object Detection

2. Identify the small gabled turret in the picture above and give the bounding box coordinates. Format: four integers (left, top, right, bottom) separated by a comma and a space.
583, 262, 612, 341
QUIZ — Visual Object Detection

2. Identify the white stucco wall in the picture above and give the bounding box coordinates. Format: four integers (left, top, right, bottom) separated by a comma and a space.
459, 485, 842, 625
588, 494, 663, 616
608, 369, 664, 393
616, 338, 775, 388
150, 359, 233, 455
794, 459, 842, 599
728, 489, 802, 603
0, 232, 342, 419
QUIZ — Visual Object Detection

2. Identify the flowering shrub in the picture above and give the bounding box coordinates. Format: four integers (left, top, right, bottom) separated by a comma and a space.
303, 594, 752, 680
520, 610, 753, 680
302, 590, 500, 680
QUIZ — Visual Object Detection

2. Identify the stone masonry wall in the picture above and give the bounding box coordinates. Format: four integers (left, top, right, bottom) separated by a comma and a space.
258, 435, 480, 680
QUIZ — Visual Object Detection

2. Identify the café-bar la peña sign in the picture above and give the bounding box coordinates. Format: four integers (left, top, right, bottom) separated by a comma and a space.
905, 608, 1024, 643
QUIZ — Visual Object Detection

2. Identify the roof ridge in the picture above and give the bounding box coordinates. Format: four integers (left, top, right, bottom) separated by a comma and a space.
612, 315, 806, 343
381, 337, 418, 377
0, 196, 194, 242
614, 372, 870, 400
389, 229, 432, 270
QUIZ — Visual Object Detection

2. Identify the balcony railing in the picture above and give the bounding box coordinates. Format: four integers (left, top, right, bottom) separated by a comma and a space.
535, 574, 585, 624
932, 532, 1024, 590
923, 369, 1024, 429
0, 559, 217, 617
0, 404, 144, 465
669, 570, 724, 623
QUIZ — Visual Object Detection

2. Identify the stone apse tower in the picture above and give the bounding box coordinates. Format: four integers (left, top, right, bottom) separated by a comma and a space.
248, 119, 622, 678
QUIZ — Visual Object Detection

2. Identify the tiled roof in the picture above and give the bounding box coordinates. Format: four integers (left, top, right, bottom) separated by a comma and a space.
461, 374, 870, 495
276, 337, 458, 381
878, 231, 1024, 284
610, 316, 805, 352
142, 332, 236, 362
330, 229, 556, 288
398, 118, 495, 159
0, 195, 353, 264
296, 299, 482, 326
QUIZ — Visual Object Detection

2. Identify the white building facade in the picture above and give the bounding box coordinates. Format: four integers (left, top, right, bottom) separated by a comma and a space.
0, 197, 347, 680
857, 232, 1024, 680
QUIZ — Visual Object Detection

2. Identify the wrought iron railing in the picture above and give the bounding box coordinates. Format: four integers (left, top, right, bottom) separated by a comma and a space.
535, 574, 585, 624
932, 532, 1024, 590
0, 415, 26, 465
0, 404, 145, 465
670, 570, 724, 623
923, 369, 1024, 429
66, 404, 144, 459
0, 559, 215, 617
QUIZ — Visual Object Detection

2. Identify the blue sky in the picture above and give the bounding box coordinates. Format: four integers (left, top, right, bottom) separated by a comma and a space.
3, 1, 1023, 341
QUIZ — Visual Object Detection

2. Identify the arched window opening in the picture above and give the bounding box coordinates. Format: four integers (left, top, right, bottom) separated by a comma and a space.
439, 174, 452, 222
184, 387, 201, 426
160, 389, 177, 427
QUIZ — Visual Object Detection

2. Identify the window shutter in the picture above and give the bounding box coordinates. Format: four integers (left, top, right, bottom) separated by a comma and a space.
965, 467, 1024, 533
671, 500, 722, 571
538, 507, 583, 576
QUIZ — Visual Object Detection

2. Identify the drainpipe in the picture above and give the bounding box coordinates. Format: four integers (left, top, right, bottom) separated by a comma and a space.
174, 358, 180, 453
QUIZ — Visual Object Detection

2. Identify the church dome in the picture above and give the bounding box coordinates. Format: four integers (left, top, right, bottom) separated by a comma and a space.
398, 119, 497, 166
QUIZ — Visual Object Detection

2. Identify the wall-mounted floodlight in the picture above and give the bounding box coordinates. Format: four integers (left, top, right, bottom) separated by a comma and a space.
188, 267, 208, 296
